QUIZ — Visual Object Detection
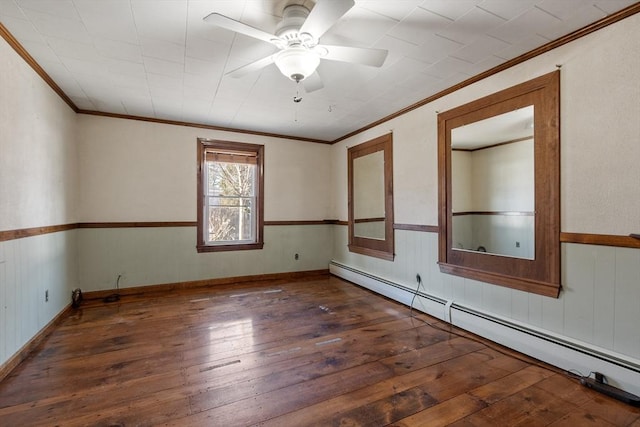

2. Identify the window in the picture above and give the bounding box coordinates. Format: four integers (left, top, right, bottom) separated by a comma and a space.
197, 139, 264, 252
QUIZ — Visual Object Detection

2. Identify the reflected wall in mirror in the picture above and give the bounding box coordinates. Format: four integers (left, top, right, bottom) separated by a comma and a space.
353, 150, 386, 240
452, 106, 535, 259
438, 71, 560, 297
348, 133, 394, 260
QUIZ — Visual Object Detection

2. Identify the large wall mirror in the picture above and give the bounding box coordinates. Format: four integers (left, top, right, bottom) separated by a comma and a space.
438, 71, 560, 297
348, 133, 394, 260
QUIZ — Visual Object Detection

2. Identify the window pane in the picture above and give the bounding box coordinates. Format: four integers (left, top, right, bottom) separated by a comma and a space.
208, 162, 255, 197
207, 198, 255, 243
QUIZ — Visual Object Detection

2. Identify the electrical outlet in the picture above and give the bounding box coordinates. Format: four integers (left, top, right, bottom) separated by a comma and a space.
516, 241, 520, 248
294, 253, 299, 260
45, 289, 49, 302
416, 274, 422, 283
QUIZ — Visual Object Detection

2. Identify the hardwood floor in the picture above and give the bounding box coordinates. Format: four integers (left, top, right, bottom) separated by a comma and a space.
1, 276, 638, 426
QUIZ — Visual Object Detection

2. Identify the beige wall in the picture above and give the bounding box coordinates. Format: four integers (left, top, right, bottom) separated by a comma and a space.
77, 115, 332, 222
0, 42, 78, 231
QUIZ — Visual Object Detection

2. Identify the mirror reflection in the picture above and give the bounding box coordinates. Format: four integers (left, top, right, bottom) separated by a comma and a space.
353, 151, 385, 240
348, 133, 394, 261
451, 106, 535, 259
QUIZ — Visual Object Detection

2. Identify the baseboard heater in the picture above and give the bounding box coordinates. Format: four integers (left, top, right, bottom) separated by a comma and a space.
330, 260, 640, 398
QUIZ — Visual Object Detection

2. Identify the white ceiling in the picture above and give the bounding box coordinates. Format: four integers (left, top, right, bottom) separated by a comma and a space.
0, 0, 636, 142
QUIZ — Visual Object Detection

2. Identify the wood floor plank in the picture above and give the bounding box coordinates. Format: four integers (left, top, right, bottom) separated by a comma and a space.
391, 393, 488, 426
0, 276, 635, 426
451, 385, 579, 426
177, 361, 395, 426
468, 365, 555, 404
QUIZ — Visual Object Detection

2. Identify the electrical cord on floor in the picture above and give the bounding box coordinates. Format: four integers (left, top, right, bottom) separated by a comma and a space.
407, 276, 577, 382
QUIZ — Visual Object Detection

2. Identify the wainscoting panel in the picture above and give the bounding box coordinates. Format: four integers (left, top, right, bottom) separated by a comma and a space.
0, 230, 77, 368
77, 225, 333, 292
331, 225, 640, 395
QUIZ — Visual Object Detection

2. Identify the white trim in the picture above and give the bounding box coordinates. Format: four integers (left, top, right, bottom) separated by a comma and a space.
330, 260, 640, 397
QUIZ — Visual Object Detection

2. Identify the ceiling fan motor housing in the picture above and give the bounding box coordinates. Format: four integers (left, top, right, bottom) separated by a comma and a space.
276, 4, 313, 46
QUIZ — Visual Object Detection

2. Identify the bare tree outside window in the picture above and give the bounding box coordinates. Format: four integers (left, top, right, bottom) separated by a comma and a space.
206, 161, 256, 243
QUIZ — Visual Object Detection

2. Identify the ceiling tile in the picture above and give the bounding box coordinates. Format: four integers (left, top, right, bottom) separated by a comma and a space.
494, 34, 550, 60
594, 0, 638, 14
185, 36, 230, 62
140, 37, 186, 63
121, 96, 154, 116
358, 0, 422, 21
74, 0, 138, 44
147, 73, 183, 90
450, 34, 511, 64
477, 0, 538, 20
395, 70, 443, 91
407, 34, 464, 63
542, 5, 607, 40
106, 59, 147, 79
537, 0, 600, 20
184, 57, 224, 76
374, 35, 421, 65
114, 77, 150, 98
423, 56, 475, 79
20, 8, 89, 41
183, 72, 221, 96
15, 0, 79, 20
437, 6, 506, 45
466, 54, 506, 76
93, 38, 142, 63
387, 6, 453, 45
47, 37, 99, 61
488, 7, 562, 44
143, 57, 184, 78
0, 0, 26, 19
419, 0, 482, 20
131, 0, 188, 44
61, 56, 108, 77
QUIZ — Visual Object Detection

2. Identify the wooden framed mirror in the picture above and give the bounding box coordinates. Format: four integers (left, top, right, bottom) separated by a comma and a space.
438, 71, 560, 297
348, 133, 394, 261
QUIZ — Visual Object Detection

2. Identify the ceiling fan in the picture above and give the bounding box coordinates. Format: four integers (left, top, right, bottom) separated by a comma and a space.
203, 0, 389, 92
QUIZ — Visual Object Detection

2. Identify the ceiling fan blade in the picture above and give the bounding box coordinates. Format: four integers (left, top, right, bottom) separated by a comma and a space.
299, 0, 355, 39
204, 13, 280, 46
227, 55, 275, 78
302, 71, 324, 92
319, 45, 388, 67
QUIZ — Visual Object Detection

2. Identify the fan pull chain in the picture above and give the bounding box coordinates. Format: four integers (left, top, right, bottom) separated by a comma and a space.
293, 82, 302, 122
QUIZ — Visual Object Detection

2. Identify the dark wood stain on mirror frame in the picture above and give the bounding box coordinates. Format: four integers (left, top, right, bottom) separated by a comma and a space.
348, 133, 395, 261
438, 71, 560, 297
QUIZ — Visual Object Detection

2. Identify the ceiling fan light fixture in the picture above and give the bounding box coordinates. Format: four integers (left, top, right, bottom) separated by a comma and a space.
274, 46, 320, 82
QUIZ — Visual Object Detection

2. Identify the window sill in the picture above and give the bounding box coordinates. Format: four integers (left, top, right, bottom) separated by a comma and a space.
197, 242, 264, 253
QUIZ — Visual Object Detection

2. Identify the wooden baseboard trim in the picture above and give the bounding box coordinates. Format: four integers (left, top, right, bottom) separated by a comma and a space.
560, 232, 640, 248
82, 269, 330, 301
0, 304, 72, 382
